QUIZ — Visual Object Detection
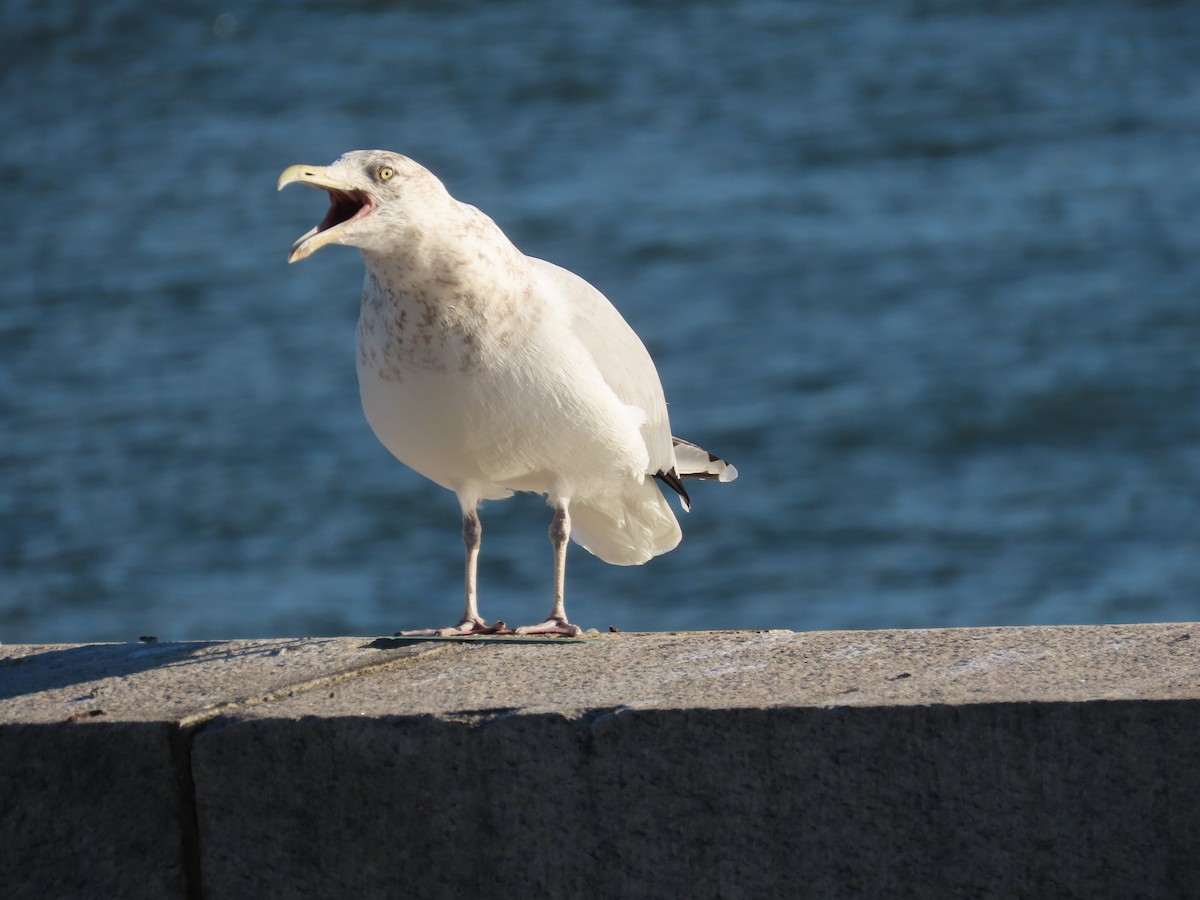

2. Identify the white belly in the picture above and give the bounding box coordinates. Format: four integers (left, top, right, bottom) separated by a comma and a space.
355, 310, 649, 503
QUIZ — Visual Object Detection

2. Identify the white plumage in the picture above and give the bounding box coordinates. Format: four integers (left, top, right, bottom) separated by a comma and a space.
279, 150, 736, 635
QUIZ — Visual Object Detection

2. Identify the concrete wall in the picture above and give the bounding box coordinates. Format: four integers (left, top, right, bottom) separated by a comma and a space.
3, 624, 1199, 899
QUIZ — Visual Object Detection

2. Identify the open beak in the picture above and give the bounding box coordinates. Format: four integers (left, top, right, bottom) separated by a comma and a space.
277, 164, 375, 263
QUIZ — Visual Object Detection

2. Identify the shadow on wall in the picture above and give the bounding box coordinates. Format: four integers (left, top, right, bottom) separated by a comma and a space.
0, 641, 222, 701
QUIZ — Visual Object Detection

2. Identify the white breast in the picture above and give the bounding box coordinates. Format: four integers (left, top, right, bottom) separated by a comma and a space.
354, 274, 651, 505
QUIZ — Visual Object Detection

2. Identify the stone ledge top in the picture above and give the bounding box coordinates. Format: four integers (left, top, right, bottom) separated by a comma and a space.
0, 637, 437, 725
2, 623, 1197, 726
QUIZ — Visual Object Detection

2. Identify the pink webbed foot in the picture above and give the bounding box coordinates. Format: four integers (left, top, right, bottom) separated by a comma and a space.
514, 618, 584, 637
397, 618, 512, 637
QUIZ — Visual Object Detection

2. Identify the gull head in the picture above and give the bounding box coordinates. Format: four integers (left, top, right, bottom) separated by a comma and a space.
277, 150, 443, 263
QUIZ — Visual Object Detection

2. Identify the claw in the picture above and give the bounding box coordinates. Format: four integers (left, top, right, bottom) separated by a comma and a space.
397, 619, 512, 637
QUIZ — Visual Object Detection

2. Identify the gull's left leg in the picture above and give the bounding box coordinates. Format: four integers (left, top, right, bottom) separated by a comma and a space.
516, 498, 583, 636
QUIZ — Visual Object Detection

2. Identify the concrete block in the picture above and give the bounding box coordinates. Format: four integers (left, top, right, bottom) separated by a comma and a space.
0, 637, 433, 898
190, 625, 1200, 899
0, 720, 188, 900
5, 626, 1199, 898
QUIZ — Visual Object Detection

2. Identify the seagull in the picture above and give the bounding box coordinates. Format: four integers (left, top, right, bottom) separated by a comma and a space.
278, 150, 737, 636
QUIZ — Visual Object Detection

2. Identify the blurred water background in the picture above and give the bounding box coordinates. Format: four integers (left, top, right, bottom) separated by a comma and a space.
3, 0, 1199, 642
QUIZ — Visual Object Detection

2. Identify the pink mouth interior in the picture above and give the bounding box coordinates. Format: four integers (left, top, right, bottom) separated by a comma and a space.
317, 189, 373, 233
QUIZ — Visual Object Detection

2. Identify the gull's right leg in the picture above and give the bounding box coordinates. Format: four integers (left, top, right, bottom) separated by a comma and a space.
398, 508, 510, 636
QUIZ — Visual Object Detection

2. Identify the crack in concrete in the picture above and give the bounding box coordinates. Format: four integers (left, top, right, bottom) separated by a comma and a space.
166, 641, 458, 898
167, 722, 204, 900
176, 642, 455, 730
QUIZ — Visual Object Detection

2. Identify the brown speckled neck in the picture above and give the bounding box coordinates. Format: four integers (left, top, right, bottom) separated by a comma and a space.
356, 207, 537, 381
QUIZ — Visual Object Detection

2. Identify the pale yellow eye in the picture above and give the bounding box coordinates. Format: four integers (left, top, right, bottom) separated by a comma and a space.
378, 166, 394, 182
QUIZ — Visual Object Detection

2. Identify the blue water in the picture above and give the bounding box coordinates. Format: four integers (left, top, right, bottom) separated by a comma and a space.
3, 1, 1200, 642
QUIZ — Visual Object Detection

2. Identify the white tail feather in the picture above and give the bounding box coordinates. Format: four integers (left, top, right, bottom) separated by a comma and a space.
569, 481, 682, 566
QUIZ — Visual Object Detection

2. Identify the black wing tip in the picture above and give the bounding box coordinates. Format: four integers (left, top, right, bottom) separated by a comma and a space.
654, 468, 692, 512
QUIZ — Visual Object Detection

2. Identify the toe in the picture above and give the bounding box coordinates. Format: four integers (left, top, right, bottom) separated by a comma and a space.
435, 619, 511, 637
398, 619, 511, 637
514, 618, 583, 637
